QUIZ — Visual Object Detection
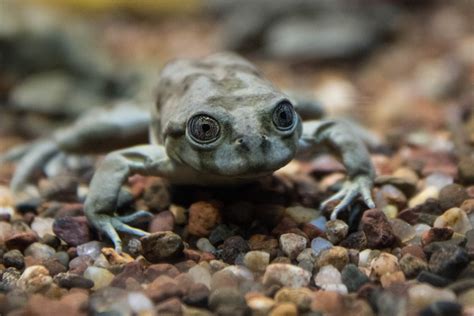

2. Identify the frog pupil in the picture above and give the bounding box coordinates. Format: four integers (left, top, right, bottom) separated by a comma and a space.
202, 124, 210, 132
273, 102, 294, 130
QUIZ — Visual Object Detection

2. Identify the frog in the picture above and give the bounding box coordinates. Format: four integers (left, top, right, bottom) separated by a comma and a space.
2, 52, 375, 252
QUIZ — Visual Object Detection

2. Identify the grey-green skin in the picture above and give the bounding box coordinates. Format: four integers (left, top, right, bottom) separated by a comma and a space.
3, 53, 375, 252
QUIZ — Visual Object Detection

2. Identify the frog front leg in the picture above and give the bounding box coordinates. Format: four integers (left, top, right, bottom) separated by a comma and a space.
84, 144, 175, 252
298, 120, 376, 220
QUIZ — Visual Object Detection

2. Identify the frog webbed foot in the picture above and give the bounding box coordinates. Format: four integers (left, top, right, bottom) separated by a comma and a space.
89, 210, 153, 252
321, 175, 375, 220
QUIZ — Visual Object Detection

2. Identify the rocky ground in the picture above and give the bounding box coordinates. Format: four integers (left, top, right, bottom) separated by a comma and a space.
1, 1, 474, 316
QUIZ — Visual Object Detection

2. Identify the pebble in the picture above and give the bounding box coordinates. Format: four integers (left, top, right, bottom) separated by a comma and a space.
433, 207, 472, 235
439, 184, 468, 210
325, 220, 349, 244
38, 176, 78, 201
370, 252, 400, 278
183, 282, 210, 307
399, 254, 428, 278
17, 265, 52, 293
424, 173, 453, 191
140, 231, 184, 263
209, 224, 240, 245
316, 246, 349, 271
284, 206, 319, 224
407, 283, 456, 311
89, 287, 131, 315
409, 187, 439, 208
262, 263, 311, 288
142, 177, 171, 211
246, 293, 275, 315
421, 227, 454, 245
208, 287, 246, 315
196, 238, 216, 254
187, 201, 221, 237
243, 251, 270, 273
83, 266, 115, 290
416, 270, 451, 287
220, 236, 249, 264
101, 247, 134, 265
458, 289, 474, 307
274, 287, 313, 312
5, 231, 38, 251
24, 242, 56, 261
148, 210, 175, 233
269, 302, 298, 316
30, 217, 54, 238
279, 233, 307, 259
144, 263, 180, 282
380, 271, 405, 288
1, 267, 21, 291
188, 265, 212, 289
378, 184, 408, 209
428, 244, 469, 279
54, 272, 94, 289
3, 249, 25, 269
458, 157, 474, 184
76, 241, 103, 260
339, 231, 367, 250
52, 216, 91, 246
127, 292, 155, 315
419, 301, 463, 316
314, 265, 347, 293
310, 216, 327, 232
390, 218, 416, 243
361, 209, 396, 248
310, 237, 333, 256
170, 204, 187, 225
341, 264, 369, 292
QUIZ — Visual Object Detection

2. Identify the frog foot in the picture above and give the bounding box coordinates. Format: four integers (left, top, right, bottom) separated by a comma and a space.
87, 210, 153, 252
320, 175, 375, 220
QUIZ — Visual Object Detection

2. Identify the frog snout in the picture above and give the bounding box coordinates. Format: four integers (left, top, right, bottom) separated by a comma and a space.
235, 135, 269, 152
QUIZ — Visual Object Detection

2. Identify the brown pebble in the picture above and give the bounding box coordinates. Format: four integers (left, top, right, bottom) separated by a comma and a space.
148, 211, 175, 233
361, 209, 396, 249
187, 201, 221, 237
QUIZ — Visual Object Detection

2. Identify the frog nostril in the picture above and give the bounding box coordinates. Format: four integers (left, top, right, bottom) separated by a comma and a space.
236, 138, 244, 144
261, 135, 268, 141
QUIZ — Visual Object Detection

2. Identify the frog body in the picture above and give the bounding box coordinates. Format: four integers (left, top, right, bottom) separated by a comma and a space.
2, 53, 375, 251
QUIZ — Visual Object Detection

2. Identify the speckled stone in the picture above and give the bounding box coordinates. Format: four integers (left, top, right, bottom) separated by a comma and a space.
433, 207, 472, 235
399, 254, 427, 278
341, 264, 369, 292
370, 252, 400, 278
325, 220, 349, 244
17, 265, 52, 293
274, 287, 313, 312
316, 246, 349, 271
187, 201, 221, 237
428, 244, 469, 279
361, 209, 396, 249
262, 263, 311, 288
279, 233, 307, 259
140, 231, 184, 263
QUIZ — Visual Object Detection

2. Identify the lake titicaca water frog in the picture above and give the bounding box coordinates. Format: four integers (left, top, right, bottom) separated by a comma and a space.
3, 53, 375, 251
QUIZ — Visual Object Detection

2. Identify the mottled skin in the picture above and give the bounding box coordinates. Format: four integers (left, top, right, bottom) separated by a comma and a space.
2, 53, 375, 251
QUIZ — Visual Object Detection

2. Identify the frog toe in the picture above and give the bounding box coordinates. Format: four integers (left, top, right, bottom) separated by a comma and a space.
116, 210, 153, 224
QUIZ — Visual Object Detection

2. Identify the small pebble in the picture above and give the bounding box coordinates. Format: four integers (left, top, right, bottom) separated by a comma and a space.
24, 242, 56, 261
316, 246, 349, 271
310, 237, 333, 256
53, 216, 91, 246
3, 249, 25, 269
243, 251, 270, 273
17, 265, 52, 293
325, 220, 349, 244
141, 231, 184, 263
187, 201, 221, 237
341, 264, 369, 292
83, 266, 114, 290
279, 233, 307, 259
284, 206, 319, 224
370, 252, 400, 278
262, 263, 311, 288
433, 207, 472, 235
196, 238, 216, 254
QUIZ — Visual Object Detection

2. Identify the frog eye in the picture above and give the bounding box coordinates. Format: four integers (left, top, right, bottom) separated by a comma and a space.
188, 115, 220, 143
272, 101, 295, 131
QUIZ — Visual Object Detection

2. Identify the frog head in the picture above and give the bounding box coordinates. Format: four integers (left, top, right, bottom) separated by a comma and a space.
163, 95, 302, 179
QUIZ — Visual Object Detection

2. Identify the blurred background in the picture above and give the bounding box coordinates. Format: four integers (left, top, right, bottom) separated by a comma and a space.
0, 0, 473, 161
